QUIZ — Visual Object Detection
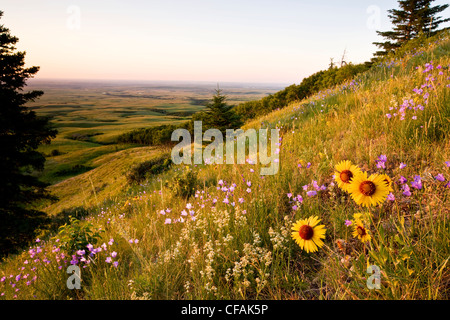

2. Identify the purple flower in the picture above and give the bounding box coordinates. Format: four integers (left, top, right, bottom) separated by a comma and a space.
164, 218, 172, 224
411, 175, 422, 190
105, 257, 112, 264
113, 261, 119, 268
378, 155, 387, 162
292, 205, 298, 211
306, 162, 311, 169
376, 161, 386, 169
296, 195, 303, 203
111, 251, 117, 258
435, 174, 445, 182
306, 190, 317, 197
402, 184, 411, 197
287, 193, 292, 199
238, 198, 244, 204
399, 163, 407, 169
445, 161, 450, 167
344, 220, 352, 227
387, 193, 395, 201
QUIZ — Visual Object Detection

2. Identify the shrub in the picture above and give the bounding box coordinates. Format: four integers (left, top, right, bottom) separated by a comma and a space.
126, 154, 172, 185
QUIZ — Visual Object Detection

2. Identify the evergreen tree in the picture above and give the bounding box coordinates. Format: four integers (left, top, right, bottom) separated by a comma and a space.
373, 0, 449, 56
200, 86, 243, 134
0, 11, 57, 256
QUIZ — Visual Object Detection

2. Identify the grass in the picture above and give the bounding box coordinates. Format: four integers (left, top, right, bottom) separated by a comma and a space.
1, 33, 450, 300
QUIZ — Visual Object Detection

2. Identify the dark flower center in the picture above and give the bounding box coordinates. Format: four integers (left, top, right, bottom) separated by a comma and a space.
340, 170, 353, 183
359, 181, 376, 196
299, 225, 314, 240
356, 226, 366, 237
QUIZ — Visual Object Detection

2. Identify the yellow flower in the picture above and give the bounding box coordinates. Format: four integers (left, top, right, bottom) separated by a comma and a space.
291, 216, 326, 253
334, 160, 362, 192
348, 171, 389, 207
380, 174, 394, 192
352, 219, 371, 243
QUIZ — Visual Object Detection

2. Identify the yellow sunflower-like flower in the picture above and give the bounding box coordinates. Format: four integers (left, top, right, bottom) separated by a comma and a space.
291, 216, 326, 253
347, 171, 390, 207
334, 160, 362, 192
380, 173, 394, 192
352, 219, 371, 243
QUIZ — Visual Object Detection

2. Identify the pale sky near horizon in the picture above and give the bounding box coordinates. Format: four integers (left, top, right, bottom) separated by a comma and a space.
1, 0, 449, 85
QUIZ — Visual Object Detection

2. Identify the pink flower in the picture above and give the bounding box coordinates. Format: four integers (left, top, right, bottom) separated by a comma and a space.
387, 193, 395, 201
344, 220, 352, 227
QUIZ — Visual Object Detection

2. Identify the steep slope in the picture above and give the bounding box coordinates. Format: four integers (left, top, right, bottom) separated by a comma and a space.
1, 31, 449, 300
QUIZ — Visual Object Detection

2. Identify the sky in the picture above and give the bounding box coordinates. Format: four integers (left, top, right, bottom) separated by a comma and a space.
1, 0, 450, 85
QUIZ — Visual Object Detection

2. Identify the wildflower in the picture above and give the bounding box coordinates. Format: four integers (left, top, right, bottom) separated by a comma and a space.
399, 163, 407, 169
292, 205, 298, 211
435, 174, 445, 182
181, 210, 188, 216
105, 257, 112, 263
238, 198, 244, 204
402, 184, 411, 197
113, 261, 119, 268
86, 244, 94, 251
399, 176, 408, 184
344, 220, 352, 227
111, 251, 117, 258
291, 216, 326, 253
381, 174, 394, 192
411, 175, 422, 189
352, 220, 371, 243
164, 218, 172, 224
246, 188, 251, 193
223, 198, 229, 204
376, 155, 387, 169
347, 172, 390, 207
387, 193, 395, 201
306, 190, 317, 197
186, 203, 193, 210
296, 195, 303, 203
287, 193, 292, 199
445, 161, 450, 167
76, 250, 85, 256
334, 160, 362, 192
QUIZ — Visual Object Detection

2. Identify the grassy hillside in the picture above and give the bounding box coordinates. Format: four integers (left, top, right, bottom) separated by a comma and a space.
1, 32, 449, 300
